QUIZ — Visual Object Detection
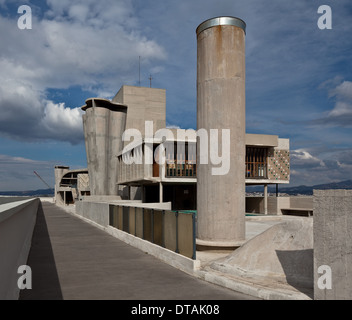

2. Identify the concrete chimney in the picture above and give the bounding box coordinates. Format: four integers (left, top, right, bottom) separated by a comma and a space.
81, 99, 127, 196
196, 17, 246, 248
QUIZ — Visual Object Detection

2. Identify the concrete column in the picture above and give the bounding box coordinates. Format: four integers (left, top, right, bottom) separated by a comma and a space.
159, 182, 163, 203
196, 17, 246, 248
264, 184, 268, 215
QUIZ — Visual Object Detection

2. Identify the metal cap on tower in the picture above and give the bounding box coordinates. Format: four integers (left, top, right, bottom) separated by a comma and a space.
196, 16, 246, 35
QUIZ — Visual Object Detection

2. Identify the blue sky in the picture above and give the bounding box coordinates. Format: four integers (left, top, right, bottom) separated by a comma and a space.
0, 0, 351, 191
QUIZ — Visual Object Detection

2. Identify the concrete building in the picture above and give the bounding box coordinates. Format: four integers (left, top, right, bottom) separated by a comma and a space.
54, 166, 89, 206
55, 17, 290, 249
112, 85, 166, 141
117, 129, 290, 212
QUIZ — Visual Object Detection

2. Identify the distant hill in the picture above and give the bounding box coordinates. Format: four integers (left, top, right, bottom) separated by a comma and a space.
247, 180, 352, 195
0, 188, 54, 197
2, 180, 352, 197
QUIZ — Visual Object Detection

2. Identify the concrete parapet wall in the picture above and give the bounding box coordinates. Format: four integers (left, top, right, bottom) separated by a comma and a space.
290, 197, 313, 209
75, 201, 110, 227
246, 196, 313, 215
75, 200, 172, 228
314, 190, 352, 300
117, 201, 172, 210
0, 196, 33, 205
0, 198, 39, 300
80, 195, 123, 202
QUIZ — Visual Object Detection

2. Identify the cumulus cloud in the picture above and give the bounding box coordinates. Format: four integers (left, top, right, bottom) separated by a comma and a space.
291, 149, 325, 168
0, 0, 166, 144
290, 148, 352, 186
0, 77, 84, 144
311, 80, 352, 127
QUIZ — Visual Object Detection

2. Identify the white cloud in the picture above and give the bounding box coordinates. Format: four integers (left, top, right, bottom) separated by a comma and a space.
291, 149, 325, 168
328, 81, 352, 117
0, 76, 84, 144
309, 79, 352, 127
0, 0, 166, 144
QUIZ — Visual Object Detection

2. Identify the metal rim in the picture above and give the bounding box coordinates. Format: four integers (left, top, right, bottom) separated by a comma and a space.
196, 16, 246, 35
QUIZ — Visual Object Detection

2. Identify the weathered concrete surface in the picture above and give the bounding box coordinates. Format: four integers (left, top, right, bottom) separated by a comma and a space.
20, 203, 256, 300
314, 189, 352, 300
196, 18, 246, 246
0, 198, 39, 300
112, 85, 166, 141
82, 99, 127, 196
209, 218, 313, 298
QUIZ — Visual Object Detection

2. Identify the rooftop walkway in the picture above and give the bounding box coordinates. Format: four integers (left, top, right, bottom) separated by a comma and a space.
20, 202, 256, 300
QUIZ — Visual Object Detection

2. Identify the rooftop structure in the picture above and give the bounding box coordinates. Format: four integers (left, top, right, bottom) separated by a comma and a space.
55, 16, 291, 248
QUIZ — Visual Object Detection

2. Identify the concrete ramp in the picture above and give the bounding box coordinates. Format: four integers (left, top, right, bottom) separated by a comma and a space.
210, 218, 313, 289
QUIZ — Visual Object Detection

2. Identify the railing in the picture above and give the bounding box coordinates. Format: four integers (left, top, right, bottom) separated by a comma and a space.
166, 161, 197, 178
109, 205, 196, 260
245, 163, 267, 179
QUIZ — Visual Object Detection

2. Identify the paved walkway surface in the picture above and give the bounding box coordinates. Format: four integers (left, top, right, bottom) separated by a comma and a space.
20, 202, 258, 300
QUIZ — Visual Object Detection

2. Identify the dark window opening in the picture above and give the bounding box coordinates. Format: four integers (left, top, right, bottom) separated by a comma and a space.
246, 147, 268, 179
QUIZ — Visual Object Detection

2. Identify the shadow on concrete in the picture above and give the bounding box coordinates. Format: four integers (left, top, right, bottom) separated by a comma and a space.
19, 202, 63, 300
276, 249, 314, 299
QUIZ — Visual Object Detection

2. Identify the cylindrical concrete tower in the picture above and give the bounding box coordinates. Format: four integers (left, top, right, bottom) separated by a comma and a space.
82, 99, 127, 196
196, 17, 246, 248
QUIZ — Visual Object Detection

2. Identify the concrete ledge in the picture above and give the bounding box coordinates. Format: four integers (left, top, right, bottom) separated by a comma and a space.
0, 198, 39, 300
197, 269, 311, 300
0, 198, 38, 224
196, 238, 245, 250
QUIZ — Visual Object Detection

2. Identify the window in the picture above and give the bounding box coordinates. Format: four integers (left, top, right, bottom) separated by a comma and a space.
246, 147, 268, 179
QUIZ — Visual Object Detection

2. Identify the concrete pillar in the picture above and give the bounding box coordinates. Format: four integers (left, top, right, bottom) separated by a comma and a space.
196, 17, 246, 248
159, 182, 163, 203
264, 184, 268, 215
54, 166, 69, 205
